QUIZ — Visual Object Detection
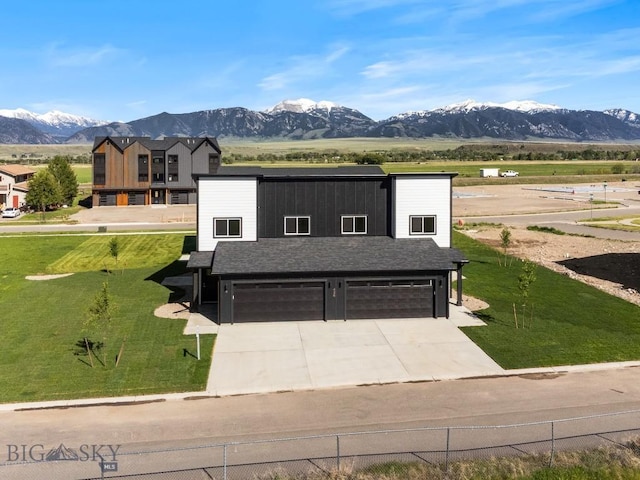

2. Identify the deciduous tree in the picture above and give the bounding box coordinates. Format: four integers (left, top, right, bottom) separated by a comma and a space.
25, 170, 62, 220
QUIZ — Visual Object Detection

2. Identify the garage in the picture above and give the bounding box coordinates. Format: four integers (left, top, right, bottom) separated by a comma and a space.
98, 192, 117, 206
170, 190, 190, 204
232, 281, 325, 323
346, 279, 434, 319
127, 192, 146, 205
203, 237, 466, 324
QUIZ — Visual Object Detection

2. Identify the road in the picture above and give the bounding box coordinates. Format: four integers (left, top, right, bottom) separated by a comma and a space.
3, 368, 640, 478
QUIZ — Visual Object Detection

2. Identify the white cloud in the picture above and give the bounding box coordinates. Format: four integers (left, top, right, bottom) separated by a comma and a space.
259, 44, 350, 91
45, 43, 124, 68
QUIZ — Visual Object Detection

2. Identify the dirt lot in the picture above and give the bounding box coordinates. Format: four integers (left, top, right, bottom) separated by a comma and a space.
453, 181, 640, 307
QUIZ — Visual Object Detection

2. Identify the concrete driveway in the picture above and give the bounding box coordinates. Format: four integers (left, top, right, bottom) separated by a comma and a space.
200, 305, 504, 396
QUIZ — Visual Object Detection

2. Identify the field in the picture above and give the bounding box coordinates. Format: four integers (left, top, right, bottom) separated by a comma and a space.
0, 233, 212, 403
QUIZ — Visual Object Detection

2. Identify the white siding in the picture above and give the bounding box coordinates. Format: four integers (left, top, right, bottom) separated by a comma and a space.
197, 177, 257, 251
393, 175, 452, 247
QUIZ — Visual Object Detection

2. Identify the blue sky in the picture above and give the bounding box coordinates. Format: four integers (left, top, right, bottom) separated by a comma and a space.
2, 0, 640, 121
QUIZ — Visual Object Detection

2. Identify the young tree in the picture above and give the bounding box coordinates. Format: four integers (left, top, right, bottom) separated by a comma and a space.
517, 260, 537, 328
25, 170, 62, 220
84, 282, 117, 367
108, 237, 120, 272
47, 156, 79, 205
499, 227, 512, 267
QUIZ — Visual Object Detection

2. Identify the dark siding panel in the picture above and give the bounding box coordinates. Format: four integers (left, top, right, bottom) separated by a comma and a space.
258, 178, 390, 238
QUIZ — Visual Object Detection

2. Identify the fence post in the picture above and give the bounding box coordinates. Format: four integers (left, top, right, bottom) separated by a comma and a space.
223, 443, 228, 480
549, 421, 555, 468
336, 435, 341, 471
445, 427, 451, 473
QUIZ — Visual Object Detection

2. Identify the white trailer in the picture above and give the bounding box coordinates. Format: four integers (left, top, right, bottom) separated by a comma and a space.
480, 168, 500, 178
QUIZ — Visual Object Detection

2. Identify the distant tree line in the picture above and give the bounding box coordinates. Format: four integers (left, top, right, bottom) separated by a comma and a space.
223, 148, 640, 164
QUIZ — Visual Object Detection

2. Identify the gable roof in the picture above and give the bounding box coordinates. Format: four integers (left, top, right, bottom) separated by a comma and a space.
210, 236, 466, 276
0, 164, 36, 177
92, 136, 221, 154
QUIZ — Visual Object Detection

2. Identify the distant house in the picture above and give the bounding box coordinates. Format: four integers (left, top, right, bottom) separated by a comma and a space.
0, 164, 36, 210
91, 136, 221, 207
188, 165, 468, 324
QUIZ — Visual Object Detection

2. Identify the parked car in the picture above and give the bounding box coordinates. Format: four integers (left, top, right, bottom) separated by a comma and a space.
2, 207, 21, 218
500, 170, 519, 177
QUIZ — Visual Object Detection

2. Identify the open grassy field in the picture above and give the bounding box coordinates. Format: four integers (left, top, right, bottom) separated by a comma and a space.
454, 231, 640, 368
0, 233, 211, 403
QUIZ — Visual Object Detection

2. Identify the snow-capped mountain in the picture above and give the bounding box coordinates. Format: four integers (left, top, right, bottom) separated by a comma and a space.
396, 99, 563, 119
264, 98, 340, 114
0, 108, 108, 138
604, 108, 640, 129
3, 99, 640, 143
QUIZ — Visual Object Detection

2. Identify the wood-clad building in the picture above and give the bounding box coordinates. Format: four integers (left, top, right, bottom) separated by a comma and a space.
91, 136, 221, 207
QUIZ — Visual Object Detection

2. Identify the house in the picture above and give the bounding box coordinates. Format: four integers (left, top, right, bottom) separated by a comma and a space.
91, 136, 221, 207
187, 164, 468, 324
0, 164, 36, 210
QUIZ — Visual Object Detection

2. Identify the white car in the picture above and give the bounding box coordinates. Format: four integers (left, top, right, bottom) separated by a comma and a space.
2, 207, 21, 218
500, 170, 519, 177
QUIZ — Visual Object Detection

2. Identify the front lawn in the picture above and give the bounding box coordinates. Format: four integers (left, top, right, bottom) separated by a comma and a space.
0, 233, 213, 403
455, 231, 640, 369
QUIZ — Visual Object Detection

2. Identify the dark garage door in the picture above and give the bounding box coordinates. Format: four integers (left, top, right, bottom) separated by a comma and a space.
233, 282, 325, 322
99, 193, 116, 206
346, 280, 434, 319
170, 191, 190, 204
128, 192, 145, 205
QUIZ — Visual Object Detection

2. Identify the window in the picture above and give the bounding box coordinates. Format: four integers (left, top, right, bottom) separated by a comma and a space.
214, 218, 242, 238
138, 155, 149, 182
93, 154, 105, 184
209, 153, 220, 173
151, 154, 165, 183
284, 216, 310, 235
409, 215, 436, 235
168, 155, 178, 182
341, 215, 367, 234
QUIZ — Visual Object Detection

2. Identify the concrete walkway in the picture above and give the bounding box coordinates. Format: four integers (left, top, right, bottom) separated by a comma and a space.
197, 304, 505, 396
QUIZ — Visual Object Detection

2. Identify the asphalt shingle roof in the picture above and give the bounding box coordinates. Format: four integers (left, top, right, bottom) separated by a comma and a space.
208, 165, 386, 178
211, 236, 467, 276
186, 250, 214, 269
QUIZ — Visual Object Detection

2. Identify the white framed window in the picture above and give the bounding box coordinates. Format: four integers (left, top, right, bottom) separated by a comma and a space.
341, 215, 367, 234
409, 215, 436, 235
214, 218, 242, 238
284, 216, 310, 235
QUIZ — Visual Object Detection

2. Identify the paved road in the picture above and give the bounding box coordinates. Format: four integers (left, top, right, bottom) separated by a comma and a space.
2, 368, 640, 478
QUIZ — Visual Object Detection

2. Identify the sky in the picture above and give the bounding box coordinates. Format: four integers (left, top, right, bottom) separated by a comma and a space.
2, 0, 640, 122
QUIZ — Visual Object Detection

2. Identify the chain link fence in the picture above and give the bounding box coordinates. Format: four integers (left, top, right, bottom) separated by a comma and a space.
2, 409, 640, 479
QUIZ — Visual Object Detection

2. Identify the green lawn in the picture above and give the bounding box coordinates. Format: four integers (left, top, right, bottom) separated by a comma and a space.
455, 231, 640, 368
0, 233, 212, 403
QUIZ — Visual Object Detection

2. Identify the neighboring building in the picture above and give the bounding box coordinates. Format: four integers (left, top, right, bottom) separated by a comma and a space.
188, 165, 468, 324
0, 164, 36, 210
91, 136, 221, 207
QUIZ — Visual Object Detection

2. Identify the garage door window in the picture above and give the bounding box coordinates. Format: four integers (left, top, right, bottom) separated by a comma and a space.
284, 216, 310, 235
341, 215, 367, 234
214, 218, 242, 237
410, 215, 436, 235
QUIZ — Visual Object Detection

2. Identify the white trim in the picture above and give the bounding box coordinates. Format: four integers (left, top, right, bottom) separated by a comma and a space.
409, 215, 437, 235
284, 216, 311, 236
341, 214, 368, 235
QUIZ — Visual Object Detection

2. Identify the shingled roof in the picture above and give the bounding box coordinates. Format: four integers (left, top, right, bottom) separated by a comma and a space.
210, 236, 466, 276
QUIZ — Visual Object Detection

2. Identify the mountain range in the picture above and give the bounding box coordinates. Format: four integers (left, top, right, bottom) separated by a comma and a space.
1, 99, 640, 144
